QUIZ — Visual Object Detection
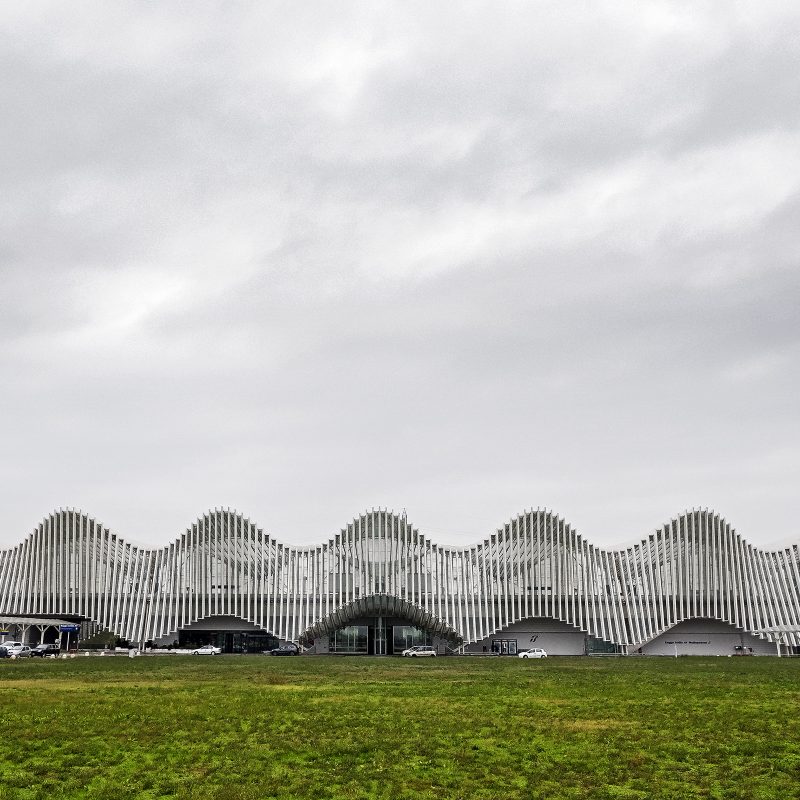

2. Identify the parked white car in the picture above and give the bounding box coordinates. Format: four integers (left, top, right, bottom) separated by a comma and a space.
518, 648, 548, 659
6, 643, 32, 658
402, 645, 437, 657
190, 645, 222, 656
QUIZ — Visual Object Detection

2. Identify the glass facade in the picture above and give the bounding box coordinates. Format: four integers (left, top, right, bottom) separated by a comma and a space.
392, 626, 431, 653
178, 629, 278, 653
587, 636, 618, 654
330, 622, 432, 654
331, 626, 369, 654
490, 638, 518, 655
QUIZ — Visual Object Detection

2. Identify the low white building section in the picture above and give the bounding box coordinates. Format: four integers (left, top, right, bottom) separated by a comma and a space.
0, 507, 798, 652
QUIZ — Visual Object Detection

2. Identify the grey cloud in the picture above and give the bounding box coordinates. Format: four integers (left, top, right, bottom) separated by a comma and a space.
1, 2, 799, 548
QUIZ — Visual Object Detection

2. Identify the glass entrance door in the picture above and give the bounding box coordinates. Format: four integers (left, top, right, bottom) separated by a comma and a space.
374, 617, 386, 655
491, 638, 518, 655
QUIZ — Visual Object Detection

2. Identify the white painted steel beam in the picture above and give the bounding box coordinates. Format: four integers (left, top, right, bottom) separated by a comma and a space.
0, 508, 798, 651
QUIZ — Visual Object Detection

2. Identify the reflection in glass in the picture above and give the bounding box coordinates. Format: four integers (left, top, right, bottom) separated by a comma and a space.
392, 625, 431, 653
331, 625, 368, 654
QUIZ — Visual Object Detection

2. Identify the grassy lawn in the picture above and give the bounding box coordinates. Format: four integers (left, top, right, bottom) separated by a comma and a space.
0, 655, 798, 799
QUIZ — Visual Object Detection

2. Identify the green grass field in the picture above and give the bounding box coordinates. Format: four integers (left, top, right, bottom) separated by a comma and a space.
0, 656, 798, 799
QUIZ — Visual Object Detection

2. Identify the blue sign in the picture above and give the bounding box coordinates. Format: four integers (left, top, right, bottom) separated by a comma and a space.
59, 624, 80, 633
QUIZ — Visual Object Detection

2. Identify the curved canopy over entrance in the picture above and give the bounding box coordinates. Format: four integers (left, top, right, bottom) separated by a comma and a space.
300, 594, 463, 646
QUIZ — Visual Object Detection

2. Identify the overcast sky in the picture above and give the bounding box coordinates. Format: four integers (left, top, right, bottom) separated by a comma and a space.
1, 2, 798, 551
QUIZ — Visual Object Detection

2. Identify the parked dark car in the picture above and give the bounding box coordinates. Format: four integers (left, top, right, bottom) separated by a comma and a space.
0, 646, 8, 659
268, 644, 299, 656
31, 643, 61, 658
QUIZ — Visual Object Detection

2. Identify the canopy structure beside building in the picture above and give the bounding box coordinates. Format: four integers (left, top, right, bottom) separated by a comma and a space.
752, 626, 800, 656
0, 615, 80, 646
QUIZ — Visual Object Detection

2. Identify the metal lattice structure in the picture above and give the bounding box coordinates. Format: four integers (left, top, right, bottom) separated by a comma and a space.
1, 507, 799, 650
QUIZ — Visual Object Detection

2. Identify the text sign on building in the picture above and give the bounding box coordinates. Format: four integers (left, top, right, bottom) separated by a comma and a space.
59, 625, 80, 633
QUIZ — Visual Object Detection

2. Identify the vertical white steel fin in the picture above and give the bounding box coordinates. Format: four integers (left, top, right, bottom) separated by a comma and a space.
0, 507, 797, 652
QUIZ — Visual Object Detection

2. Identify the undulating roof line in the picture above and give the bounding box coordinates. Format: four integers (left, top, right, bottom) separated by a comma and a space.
2, 505, 796, 554
1, 507, 798, 651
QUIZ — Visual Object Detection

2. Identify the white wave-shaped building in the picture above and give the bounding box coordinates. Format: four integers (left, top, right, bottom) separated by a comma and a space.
1, 507, 798, 656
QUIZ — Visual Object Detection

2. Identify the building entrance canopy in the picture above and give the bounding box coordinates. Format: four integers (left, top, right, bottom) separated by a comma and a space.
300, 594, 462, 646
0, 615, 80, 646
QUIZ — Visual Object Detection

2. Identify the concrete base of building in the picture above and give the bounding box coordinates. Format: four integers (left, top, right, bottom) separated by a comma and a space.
465, 618, 591, 656
639, 618, 774, 656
